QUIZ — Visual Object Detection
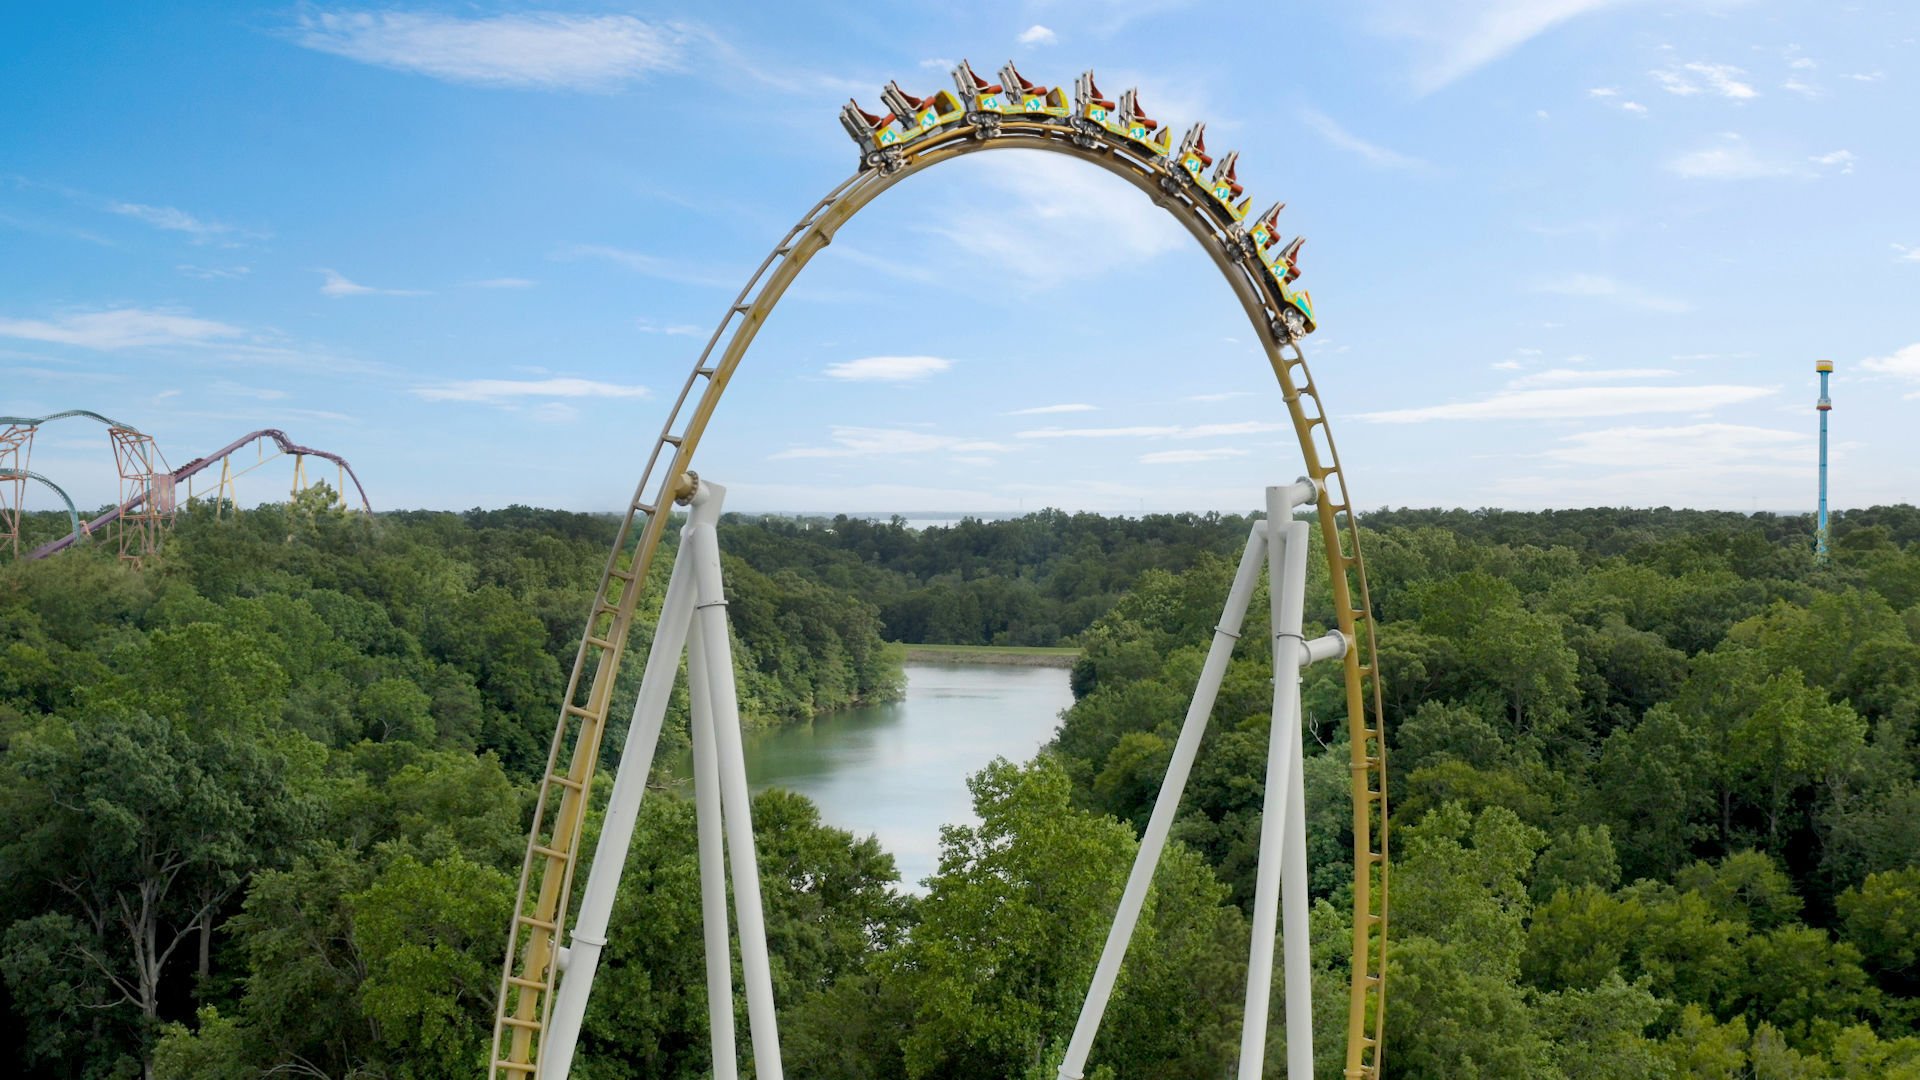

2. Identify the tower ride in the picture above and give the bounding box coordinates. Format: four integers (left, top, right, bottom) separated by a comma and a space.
492, 63, 1389, 1079
1815, 359, 1833, 561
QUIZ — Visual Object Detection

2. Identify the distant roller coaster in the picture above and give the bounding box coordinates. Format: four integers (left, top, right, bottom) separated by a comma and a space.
494, 62, 1387, 1080
0, 411, 371, 564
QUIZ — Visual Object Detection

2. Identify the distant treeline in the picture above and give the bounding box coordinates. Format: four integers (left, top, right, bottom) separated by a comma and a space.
3, 498, 1917, 1078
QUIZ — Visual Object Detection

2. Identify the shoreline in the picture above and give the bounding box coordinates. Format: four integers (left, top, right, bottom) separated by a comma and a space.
898, 643, 1080, 668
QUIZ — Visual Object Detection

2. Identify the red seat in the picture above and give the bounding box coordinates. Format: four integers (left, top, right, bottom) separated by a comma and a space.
851, 102, 895, 130
960, 61, 1002, 94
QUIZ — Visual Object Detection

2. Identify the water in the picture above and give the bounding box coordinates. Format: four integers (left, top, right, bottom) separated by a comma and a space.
741, 662, 1074, 890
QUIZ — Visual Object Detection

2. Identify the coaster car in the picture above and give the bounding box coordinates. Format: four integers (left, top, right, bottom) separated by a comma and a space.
1175, 123, 1213, 180
1073, 70, 1118, 128
953, 59, 1018, 116
1112, 88, 1173, 156
840, 99, 907, 155
1204, 151, 1252, 222
1249, 205, 1316, 336
1000, 61, 1070, 117
881, 82, 965, 138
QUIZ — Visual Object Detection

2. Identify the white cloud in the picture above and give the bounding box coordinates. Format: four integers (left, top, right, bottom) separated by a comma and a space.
1861, 343, 1920, 396
925, 154, 1183, 284
770, 426, 1009, 460
1017, 421, 1284, 439
1621, 101, 1648, 115
1587, 86, 1619, 98
1017, 24, 1057, 46
1300, 108, 1427, 170
1844, 71, 1884, 83
1005, 403, 1098, 415
464, 277, 535, 289
1533, 273, 1690, 313
1140, 448, 1250, 465
919, 58, 955, 71
107, 201, 252, 243
212, 380, 289, 401
1370, 0, 1636, 94
1666, 134, 1794, 180
532, 402, 580, 424
1811, 150, 1855, 175
1358, 383, 1777, 422
292, 11, 683, 90
177, 264, 250, 280
1893, 244, 1920, 263
636, 318, 702, 336
552, 243, 737, 287
823, 356, 952, 382
0, 307, 245, 350
1508, 367, 1678, 387
1543, 423, 1805, 468
317, 268, 427, 297
1492, 359, 1525, 371
413, 377, 651, 402
1653, 61, 1757, 100
1783, 77, 1820, 98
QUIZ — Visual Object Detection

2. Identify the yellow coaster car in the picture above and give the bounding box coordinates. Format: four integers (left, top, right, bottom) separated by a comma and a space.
953, 60, 1019, 117
1175, 123, 1214, 181
1249, 205, 1316, 337
840, 99, 908, 157
881, 83, 965, 139
1000, 61, 1070, 118
1204, 151, 1252, 223
1111, 88, 1173, 157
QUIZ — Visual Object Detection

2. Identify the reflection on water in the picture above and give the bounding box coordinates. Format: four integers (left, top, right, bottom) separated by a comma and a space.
742, 662, 1073, 890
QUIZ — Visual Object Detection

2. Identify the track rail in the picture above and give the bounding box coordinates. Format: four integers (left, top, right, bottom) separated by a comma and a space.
22, 428, 372, 560
493, 119, 1388, 1078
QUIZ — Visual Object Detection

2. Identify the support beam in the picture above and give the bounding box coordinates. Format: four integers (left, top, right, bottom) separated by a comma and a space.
1058, 521, 1270, 1080
541, 510, 709, 1078
688, 628, 741, 1080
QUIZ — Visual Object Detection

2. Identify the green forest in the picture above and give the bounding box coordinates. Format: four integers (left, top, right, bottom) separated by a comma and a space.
3, 498, 1918, 1078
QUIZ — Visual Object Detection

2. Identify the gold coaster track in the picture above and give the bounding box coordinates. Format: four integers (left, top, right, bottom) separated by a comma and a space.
492, 114, 1388, 1079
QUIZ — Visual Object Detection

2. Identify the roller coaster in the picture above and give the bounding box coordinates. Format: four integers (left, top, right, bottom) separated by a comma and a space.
0, 410, 371, 564
494, 62, 1387, 1080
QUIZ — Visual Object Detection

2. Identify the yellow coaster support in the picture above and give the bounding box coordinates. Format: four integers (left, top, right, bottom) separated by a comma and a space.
492, 113, 1387, 1080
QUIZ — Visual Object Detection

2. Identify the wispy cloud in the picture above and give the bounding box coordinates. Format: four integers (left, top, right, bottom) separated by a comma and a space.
107, 201, 257, 244
1017, 24, 1057, 46
1533, 273, 1689, 313
1810, 150, 1855, 175
1005, 403, 1097, 415
1368, 0, 1636, 94
823, 356, 952, 382
924, 154, 1183, 284
551, 243, 737, 287
1018, 421, 1285, 440
1140, 448, 1250, 464
1667, 134, 1794, 180
0, 307, 246, 350
770, 426, 1008, 460
317, 268, 428, 297
1893, 244, 1920, 264
1861, 343, 1920, 397
1358, 383, 1777, 423
1300, 108, 1426, 170
636, 318, 703, 336
1543, 423, 1806, 469
413, 377, 652, 403
291, 11, 684, 90
1507, 367, 1678, 388
1652, 61, 1757, 100
1186, 391, 1254, 403
177, 264, 251, 280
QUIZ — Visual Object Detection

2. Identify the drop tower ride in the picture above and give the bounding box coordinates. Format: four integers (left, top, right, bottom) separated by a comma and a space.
1816, 359, 1833, 560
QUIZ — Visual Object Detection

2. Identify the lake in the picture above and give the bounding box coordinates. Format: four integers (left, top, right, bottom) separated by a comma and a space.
741, 662, 1074, 890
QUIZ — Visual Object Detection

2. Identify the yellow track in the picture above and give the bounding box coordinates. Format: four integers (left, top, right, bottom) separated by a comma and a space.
492, 118, 1389, 1078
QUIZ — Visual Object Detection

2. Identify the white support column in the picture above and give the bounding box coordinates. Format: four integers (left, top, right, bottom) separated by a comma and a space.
687, 481, 786, 1080
1279, 649, 1313, 1080
1240, 498, 1310, 1079
688, 627, 740, 1080
1058, 522, 1270, 1080
541, 522, 706, 1080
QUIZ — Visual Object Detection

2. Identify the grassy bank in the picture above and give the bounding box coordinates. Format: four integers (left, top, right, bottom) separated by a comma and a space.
898, 643, 1080, 668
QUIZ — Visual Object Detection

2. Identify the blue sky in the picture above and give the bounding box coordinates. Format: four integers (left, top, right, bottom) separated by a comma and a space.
3, 1, 1916, 515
